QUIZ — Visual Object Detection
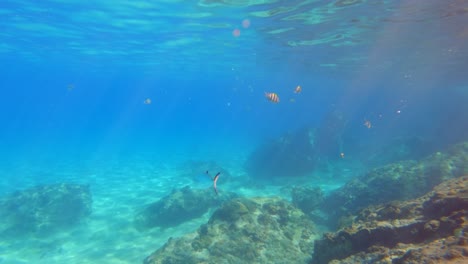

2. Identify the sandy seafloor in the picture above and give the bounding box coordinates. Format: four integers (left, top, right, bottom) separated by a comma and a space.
0, 149, 357, 264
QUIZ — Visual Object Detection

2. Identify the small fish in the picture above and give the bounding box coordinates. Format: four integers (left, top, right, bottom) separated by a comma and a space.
364, 120, 372, 129
213, 172, 220, 195
144, 98, 152, 105
340, 152, 345, 158
294, 85, 302, 93
265, 92, 280, 103
206, 171, 221, 195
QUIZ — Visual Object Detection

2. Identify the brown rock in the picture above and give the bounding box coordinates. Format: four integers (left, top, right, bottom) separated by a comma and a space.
312, 176, 468, 264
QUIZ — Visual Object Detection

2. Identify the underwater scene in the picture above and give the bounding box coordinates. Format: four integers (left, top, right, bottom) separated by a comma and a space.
0, 0, 468, 263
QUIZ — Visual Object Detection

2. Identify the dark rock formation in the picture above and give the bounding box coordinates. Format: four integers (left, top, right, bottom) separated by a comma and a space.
134, 186, 237, 230
144, 197, 317, 264
0, 183, 92, 237
314, 110, 348, 158
245, 111, 349, 178
245, 126, 317, 178
321, 141, 468, 227
362, 136, 437, 167
312, 175, 468, 264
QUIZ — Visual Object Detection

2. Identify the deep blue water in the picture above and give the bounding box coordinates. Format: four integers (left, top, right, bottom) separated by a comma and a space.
0, 0, 467, 263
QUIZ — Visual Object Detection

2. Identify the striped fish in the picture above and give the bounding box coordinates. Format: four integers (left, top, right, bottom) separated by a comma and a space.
265, 92, 280, 103
294, 85, 302, 93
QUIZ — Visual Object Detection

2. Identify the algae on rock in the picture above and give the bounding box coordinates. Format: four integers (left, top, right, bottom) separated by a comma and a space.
144, 197, 318, 264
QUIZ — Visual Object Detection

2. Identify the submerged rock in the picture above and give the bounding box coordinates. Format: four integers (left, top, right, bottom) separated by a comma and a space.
245, 126, 317, 178
144, 197, 317, 264
245, 111, 348, 178
134, 186, 237, 230
292, 186, 324, 215
322, 141, 468, 227
362, 136, 437, 167
312, 175, 468, 264
0, 183, 92, 237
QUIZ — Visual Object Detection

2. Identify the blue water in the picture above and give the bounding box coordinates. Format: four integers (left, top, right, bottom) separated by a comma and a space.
0, 0, 467, 263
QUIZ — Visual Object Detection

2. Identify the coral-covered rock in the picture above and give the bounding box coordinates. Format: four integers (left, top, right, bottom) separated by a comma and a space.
144, 197, 318, 264
134, 186, 237, 230
312, 176, 468, 264
322, 141, 468, 227
292, 186, 324, 214
0, 183, 92, 237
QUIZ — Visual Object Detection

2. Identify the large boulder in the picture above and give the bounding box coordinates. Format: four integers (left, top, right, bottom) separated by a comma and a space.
144, 197, 318, 264
0, 183, 92, 237
312, 175, 468, 264
134, 186, 237, 230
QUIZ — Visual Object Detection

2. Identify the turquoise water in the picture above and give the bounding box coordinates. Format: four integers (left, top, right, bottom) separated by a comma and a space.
0, 0, 467, 263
